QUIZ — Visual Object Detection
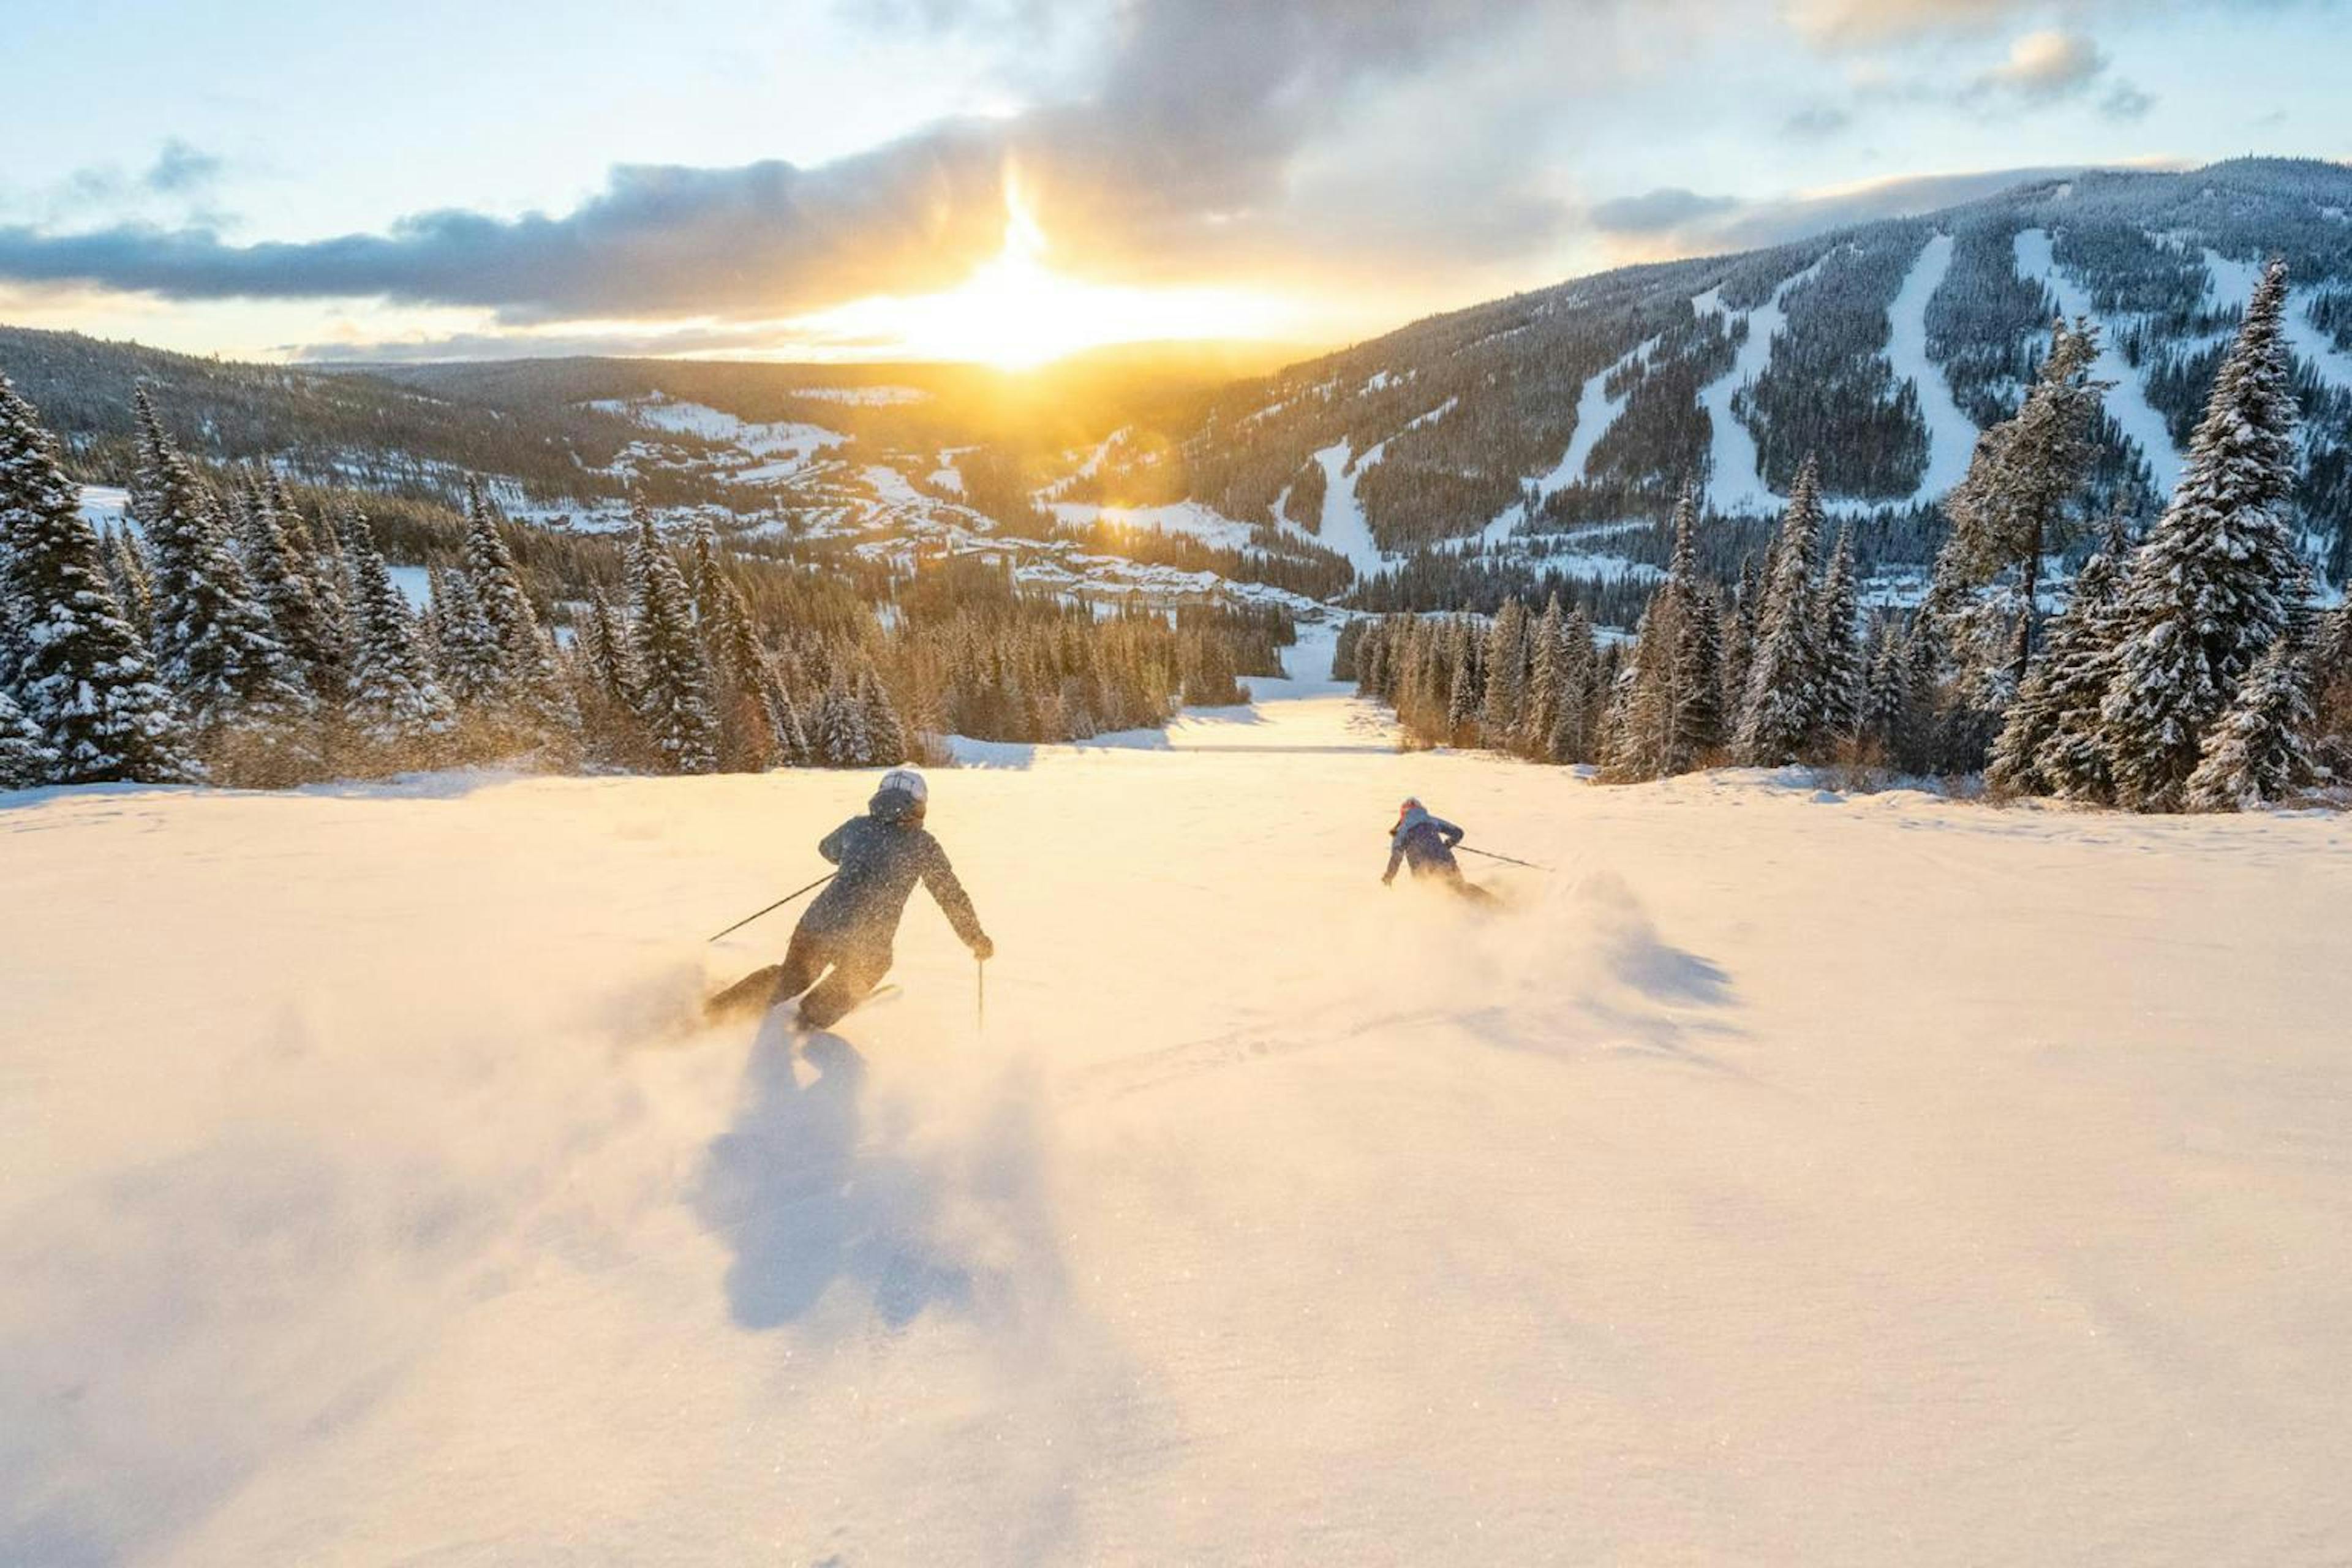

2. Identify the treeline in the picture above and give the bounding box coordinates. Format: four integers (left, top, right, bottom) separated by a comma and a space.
879, 556, 1289, 744
1347, 263, 2352, 812
0, 378, 1295, 790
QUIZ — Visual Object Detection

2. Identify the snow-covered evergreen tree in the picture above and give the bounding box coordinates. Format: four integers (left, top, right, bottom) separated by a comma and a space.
462, 480, 578, 751
1445, 618, 1480, 742
132, 417, 315, 780
0, 375, 195, 783
431, 567, 507, 710
626, 510, 719, 774
2100, 259, 2307, 810
0, 682, 56, 788
1940, 318, 2106, 687
239, 478, 342, 703
1480, 597, 1528, 745
105, 527, 156, 649
1548, 605, 1599, 764
1986, 516, 2134, 798
2185, 633, 2317, 811
1604, 600, 1673, 780
1736, 456, 1826, 766
1814, 523, 1864, 743
763, 666, 812, 766
1520, 594, 1566, 759
815, 671, 869, 766
342, 518, 454, 760
859, 665, 908, 766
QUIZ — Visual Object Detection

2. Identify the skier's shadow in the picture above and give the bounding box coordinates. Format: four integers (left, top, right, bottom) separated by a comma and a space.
692, 1016, 973, 1331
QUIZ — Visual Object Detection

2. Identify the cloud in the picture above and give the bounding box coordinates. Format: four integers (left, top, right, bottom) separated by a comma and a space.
1974, 29, 2106, 100
1588, 189, 1741, 235
142, 140, 225, 197
0, 0, 1598, 325
2100, 81, 2155, 121
1782, 0, 2037, 46
1781, 104, 1853, 140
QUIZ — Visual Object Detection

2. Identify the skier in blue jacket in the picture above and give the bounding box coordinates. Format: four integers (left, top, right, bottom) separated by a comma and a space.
712, 768, 993, 1028
1383, 797, 1489, 901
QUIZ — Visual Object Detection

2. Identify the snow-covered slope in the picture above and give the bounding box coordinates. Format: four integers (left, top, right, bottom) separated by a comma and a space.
6, 650, 2350, 1564
1167, 158, 2352, 568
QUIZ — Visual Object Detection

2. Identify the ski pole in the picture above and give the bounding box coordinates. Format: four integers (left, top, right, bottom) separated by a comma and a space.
1458, 845, 1555, 873
706, 872, 837, 943
976, 957, 987, 1033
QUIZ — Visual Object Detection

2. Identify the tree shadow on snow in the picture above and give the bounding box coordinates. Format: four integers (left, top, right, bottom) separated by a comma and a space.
692, 1012, 1064, 1333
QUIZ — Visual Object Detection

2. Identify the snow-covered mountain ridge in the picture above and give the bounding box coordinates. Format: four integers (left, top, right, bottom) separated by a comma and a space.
1148, 159, 2352, 586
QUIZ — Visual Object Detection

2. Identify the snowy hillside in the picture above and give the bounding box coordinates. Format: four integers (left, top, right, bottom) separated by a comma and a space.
6, 635, 2350, 1564
1148, 159, 2352, 586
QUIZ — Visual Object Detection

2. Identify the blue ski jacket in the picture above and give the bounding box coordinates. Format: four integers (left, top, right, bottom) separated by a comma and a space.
1385, 806, 1464, 883
797, 785, 988, 954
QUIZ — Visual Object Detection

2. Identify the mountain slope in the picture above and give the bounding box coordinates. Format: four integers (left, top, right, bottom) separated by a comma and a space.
1118, 159, 2352, 580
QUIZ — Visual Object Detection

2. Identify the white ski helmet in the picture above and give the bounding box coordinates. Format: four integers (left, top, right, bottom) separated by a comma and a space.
879, 767, 929, 805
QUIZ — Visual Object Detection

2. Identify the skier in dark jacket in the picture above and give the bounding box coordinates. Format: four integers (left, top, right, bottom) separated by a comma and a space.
1382, 797, 1491, 902
715, 768, 993, 1029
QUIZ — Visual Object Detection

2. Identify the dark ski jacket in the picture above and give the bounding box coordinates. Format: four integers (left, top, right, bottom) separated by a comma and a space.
798, 785, 987, 954
1385, 807, 1464, 883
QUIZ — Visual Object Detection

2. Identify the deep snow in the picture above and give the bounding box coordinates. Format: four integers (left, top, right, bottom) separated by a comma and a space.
6, 635, 2351, 1566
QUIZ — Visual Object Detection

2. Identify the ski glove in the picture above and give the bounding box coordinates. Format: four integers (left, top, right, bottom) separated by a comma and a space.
970, 933, 996, 962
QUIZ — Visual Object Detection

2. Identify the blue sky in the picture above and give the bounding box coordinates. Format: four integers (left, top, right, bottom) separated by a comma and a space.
0, 0, 2341, 361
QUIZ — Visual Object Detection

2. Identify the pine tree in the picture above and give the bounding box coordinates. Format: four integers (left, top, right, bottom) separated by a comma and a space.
343, 517, 454, 760
1480, 597, 1529, 746
1940, 318, 2107, 688
626, 510, 720, 774
1736, 455, 1826, 766
1672, 582, 1724, 769
2100, 259, 2307, 810
239, 478, 342, 702
105, 527, 156, 649
1861, 615, 1905, 747
431, 566, 507, 709
0, 682, 56, 788
134, 418, 315, 780
763, 666, 812, 766
0, 375, 195, 783
1814, 523, 1864, 744
2185, 635, 2317, 811
1987, 516, 2133, 798
859, 664, 908, 766
1446, 619, 1480, 742
816, 670, 869, 766
1604, 600, 1674, 780
1549, 606, 1599, 764
1521, 594, 1566, 759
462, 479, 578, 750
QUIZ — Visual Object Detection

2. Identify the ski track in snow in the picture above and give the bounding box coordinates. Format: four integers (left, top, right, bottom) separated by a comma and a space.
1886, 233, 1981, 500
1694, 255, 1830, 516
7, 674, 2352, 1564
2014, 228, 2186, 495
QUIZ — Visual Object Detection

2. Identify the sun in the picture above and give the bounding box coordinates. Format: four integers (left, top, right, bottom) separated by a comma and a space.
796, 168, 1289, 368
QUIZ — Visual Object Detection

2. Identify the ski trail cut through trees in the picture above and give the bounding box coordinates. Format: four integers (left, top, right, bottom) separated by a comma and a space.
1694, 254, 1831, 516
2013, 227, 2185, 495
2204, 246, 2352, 396
1885, 233, 1981, 502
1480, 334, 1662, 545
1311, 439, 1391, 580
